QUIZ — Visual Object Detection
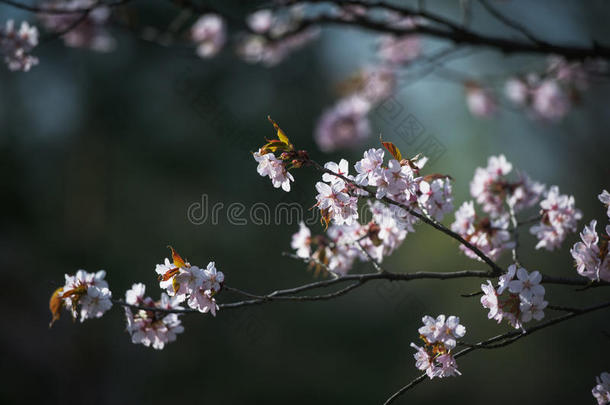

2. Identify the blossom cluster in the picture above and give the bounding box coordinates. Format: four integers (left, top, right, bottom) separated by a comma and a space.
410, 315, 465, 379
480, 265, 548, 330
570, 190, 610, 282
504, 56, 606, 121
314, 147, 452, 228
530, 185, 582, 251
124, 283, 184, 350
0, 20, 39, 72
291, 198, 416, 275
452, 154, 580, 261
155, 248, 223, 316
49, 269, 113, 326
465, 56, 607, 121
451, 154, 540, 261
592, 372, 610, 405
252, 117, 307, 192
38, 0, 115, 52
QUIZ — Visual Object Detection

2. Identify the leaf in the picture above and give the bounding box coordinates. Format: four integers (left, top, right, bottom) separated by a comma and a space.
380, 136, 402, 161
167, 245, 186, 268
49, 287, 64, 328
267, 116, 292, 147
261, 139, 291, 154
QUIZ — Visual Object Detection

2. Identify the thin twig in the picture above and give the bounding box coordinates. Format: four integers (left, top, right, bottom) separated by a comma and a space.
383, 299, 610, 404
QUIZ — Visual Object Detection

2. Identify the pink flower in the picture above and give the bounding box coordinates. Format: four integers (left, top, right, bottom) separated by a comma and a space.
253, 149, 295, 192
354, 148, 384, 185
531, 186, 582, 250
435, 353, 461, 378
480, 281, 501, 322
508, 267, 545, 301
291, 222, 312, 258
187, 288, 218, 316
571, 219, 610, 282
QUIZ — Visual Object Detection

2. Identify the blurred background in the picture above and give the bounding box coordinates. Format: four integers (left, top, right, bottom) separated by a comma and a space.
1, 0, 609, 404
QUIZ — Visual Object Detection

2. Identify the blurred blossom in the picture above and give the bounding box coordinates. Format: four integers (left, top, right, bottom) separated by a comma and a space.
0, 20, 38, 71
315, 96, 371, 152
191, 14, 226, 58
246, 9, 274, 34
39, 0, 115, 52
465, 82, 496, 118
504, 77, 528, 106
359, 66, 397, 104
531, 79, 570, 121
238, 28, 319, 66
377, 34, 420, 65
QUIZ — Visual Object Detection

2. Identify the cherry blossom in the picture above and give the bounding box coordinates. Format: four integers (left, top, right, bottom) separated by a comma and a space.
50, 269, 113, 326
480, 265, 548, 330
354, 148, 384, 186
0, 20, 38, 71
172, 265, 205, 299
592, 372, 610, 405
187, 287, 219, 316
519, 294, 548, 322
124, 283, 185, 350
253, 149, 295, 192
322, 159, 351, 184
411, 314, 465, 379
291, 221, 312, 258
418, 177, 454, 221
507, 267, 545, 301
315, 179, 358, 226
451, 201, 514, 261
530, 186, 582, 250
314, 96, 371, 152
470, 155, 544, 217
202, 262, 224, 293
571, 219, 610, 282
191, 14, 226, 58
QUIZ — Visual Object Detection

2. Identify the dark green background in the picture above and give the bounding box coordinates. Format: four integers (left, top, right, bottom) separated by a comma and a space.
1, 1, 609, 404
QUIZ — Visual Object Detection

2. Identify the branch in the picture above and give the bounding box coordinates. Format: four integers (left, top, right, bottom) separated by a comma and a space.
271, 0, 610, 60
309, 159, 505, 275
383, 299, 610, 404
476, 0, 546, 45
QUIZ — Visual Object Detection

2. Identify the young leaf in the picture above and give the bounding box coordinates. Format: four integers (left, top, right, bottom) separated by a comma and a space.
380, 136, 402, 161
267, 115, 292, 148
